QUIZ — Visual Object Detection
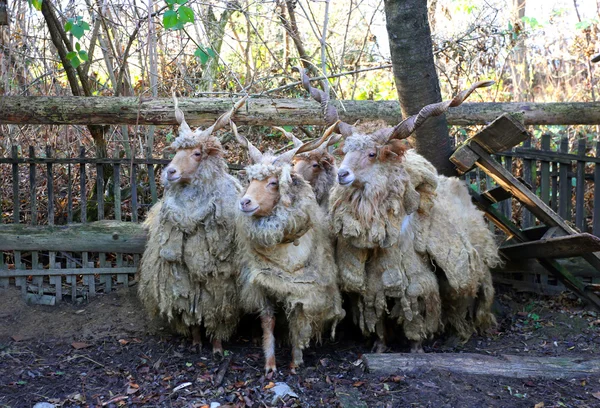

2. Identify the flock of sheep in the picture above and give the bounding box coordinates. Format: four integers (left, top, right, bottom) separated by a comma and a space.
137, 70, 501, 374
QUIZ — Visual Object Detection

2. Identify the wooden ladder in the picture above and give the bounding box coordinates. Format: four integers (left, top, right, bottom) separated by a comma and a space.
450, 113, 600, 310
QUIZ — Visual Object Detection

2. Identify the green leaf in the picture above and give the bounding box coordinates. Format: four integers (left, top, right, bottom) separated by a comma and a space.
28, 0, 43, 11
81, 21, 90, 31
282, 126, 293, 132
71, 25, 85, 39
185, 362, 192, 367
178, 5, 194, 24
70, 56, 81, 68
75, 42, 81, 51
575, 20, 592, 30
65, 20, 73, 32
163, 9, 178, 29
165, 0, 176, 5
78, 50, 89, 62
176, 0, 188, 4
66, 51, 77, 60
194, 47, 209, 64
206, 48, 217, 58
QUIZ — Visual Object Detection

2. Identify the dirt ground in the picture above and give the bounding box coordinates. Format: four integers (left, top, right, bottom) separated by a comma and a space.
1, 285, 600, 408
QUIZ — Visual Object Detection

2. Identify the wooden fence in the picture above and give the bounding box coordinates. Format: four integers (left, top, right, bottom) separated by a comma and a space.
1, 131, 600, 303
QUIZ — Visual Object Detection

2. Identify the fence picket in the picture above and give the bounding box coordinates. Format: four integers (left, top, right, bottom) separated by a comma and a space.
559, 137, 570, 220
47, 146, 54, 225
67, 164, 73, 224
504, 155, 513, 219
595, 141, 600, 236
80, 147, 87, 223
576, 138, 587, 231
114, 163, 121, 221
540, 134, 551, 206
96, 163, 104, 220
29, 146, 37, 225
12, 146, 19, 223
522, 138, 534, 228
131, 162, 138, 222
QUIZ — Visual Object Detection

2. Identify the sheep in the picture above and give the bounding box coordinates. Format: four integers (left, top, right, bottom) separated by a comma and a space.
137, 95, 246, 355
232, 122, 346, 373
271, 127, 338, 209
299, 67, 499, 349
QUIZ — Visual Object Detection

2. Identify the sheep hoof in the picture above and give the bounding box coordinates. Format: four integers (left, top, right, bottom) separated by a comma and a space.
371, 339, 389, 354
212, 339, 224, 359
410, 341, 424, 354
264, 358, 277, 376
293, 239, 300, 246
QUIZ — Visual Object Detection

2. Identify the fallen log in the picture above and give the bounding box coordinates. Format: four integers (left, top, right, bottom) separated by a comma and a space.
0, 221, 147, 253
362, 352, 600, 379
1, 97, 600, 126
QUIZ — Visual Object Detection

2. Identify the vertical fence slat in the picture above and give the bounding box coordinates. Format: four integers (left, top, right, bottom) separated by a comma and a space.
47, 146, 54, 225
80, 147, 87, 223
14, 251, 25, 296
114, 163, 121, 221
559, 137, 570, 220
594, 141, 600, 236
12, 146, 19, 223
101, 253, 111, 293
0, 251, 7, 289
96, 163, 104, 220
504, 155, 513, 220
540, 134, 551, 206
29, 146, 37, 225
576, 138, 587, 231
31, 251, 43, 296
116, 253, 127, 288
148, 162, 158, 205
49, 252, 61, 304
131, 162, 138, 222
67, 164, 73, 224
522, 138, 534, 228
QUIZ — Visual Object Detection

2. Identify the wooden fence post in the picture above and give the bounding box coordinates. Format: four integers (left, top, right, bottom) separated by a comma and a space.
540, 134, 551, 206
522, 138, 534, 228
12, 145, 19, 223
559, 137, 570, 220
594, 140, 600, 236
575, 138, 587, 231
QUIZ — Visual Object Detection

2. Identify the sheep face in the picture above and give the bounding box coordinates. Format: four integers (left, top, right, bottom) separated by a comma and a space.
162, 140, 222, 186
337, 137, 408, 187
239, 175, 280, 217
293, 152, 334, 186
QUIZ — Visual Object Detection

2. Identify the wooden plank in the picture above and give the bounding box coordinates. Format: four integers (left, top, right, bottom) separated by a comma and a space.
0, 250, 7, 288
86, 261, 96, 297
67, 164, 73, 223
362, 352, 600, 379
0, 221, 147, 252
482, 185, 512, 204
595, 140, 600, 236
0, 266, 139, 277
113, 163, 121, 221
559, 137, 570, 220
96, 163, 104, 220
540, 134, 551, 205
100, 253, 112, 293
49, 253, 61, 303
14, 251, 26, 296
469, 113, 530, 154
503, 155, 513, 218
500, 233, 600, 260
47, 146, 54, 225
12, 146, 19, 223
32, 252, 43, 296
131, 162, 138, 222
521, 138, 534, 228
576, 138, 587, 231
29, 146, 37, 225
450, 145, 480, 174
551, 159, 559, 212
80, 147, 87, 223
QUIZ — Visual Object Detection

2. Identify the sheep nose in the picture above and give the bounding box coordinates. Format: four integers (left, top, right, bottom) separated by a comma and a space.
338, 169, 349, 180
167, 168, 176, 175
240, 197, 251, 209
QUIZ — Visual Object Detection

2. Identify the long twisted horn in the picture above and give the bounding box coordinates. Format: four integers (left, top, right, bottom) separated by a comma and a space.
295, 120, 340, 155
272, 126, 303, 148
388, 80, 494, 141
295, 67, 355, 138
196, 95, 249, 138
173, 92, 193, 136
230, 120, 263, 163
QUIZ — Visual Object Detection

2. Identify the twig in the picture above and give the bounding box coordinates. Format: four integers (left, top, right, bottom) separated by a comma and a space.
63, 354, 105, 368
320, 0, 330, 94
213, 355, 232, 387
262, 64, 392, 95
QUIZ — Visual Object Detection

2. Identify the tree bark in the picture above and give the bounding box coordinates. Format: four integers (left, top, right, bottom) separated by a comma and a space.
0, 0, 8, 26
1, 97, 600, 126
384, 0, 454, 176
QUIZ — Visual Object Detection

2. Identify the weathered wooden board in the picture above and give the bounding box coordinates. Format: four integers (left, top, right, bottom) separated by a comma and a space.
501, 233, 600, 260
362, 353, 600, 379
3, 97, 600, 125
469, 113, 530, 154
0, 221, 147, 253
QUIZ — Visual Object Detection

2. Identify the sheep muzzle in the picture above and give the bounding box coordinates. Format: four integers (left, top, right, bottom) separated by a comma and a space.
239, 176, 281, 217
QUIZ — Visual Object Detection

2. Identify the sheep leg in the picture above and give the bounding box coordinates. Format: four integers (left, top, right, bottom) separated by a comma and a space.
371, 319, 389, 353
190, 325, 202, 353
260, 311, 277, 374
290, 345, 303, 374
212, 338, 224, 358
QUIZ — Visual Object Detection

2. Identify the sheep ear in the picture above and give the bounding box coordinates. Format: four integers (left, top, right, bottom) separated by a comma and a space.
321, 155, 334, 169
332, 148, 343, 156
230, 120, 263, 163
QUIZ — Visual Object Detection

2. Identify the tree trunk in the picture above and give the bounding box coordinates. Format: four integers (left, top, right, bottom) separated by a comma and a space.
0, 0, 8, 26
384, 0, 454, 176
510, 0, 529, 101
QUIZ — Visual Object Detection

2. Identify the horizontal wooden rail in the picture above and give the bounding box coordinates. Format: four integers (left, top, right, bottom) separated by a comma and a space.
1, 97, 600, 126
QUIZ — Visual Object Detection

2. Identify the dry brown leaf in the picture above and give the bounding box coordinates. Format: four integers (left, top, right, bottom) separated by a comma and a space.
353, 381, 365, 387
534, 403, 544, 408
592, 392, 600, 400
264, 381, 275, 390
71, 342, 91, 349
118, 339, 129, 345
11, 334, 24, 342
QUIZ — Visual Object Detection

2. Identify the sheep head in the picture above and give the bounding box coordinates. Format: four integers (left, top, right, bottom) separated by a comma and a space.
297, 67, 493, 188
162, 94, 247, 186
234, 121, 337, 217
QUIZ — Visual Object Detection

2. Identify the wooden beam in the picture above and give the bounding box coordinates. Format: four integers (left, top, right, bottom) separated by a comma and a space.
3, 97, 600, 125
501, 233, 600, 260
468, 113, 530, 154
0, 221, 147, 253
362, 352, 600, 379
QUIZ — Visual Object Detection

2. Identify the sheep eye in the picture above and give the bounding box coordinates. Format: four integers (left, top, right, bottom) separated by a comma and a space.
368, 152, 376, 158
268, 181, 278, 187
194, 151, 202, 157
312, 163, 319, 168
